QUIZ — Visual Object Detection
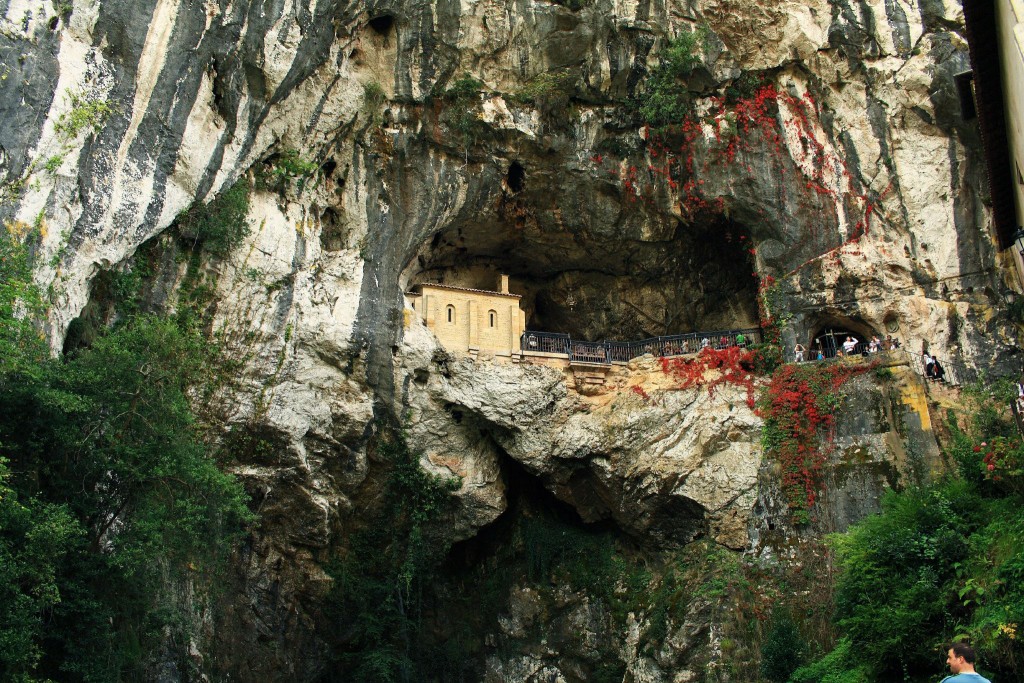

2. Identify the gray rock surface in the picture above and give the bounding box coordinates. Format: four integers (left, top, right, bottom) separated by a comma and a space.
0, 0, 1014, 678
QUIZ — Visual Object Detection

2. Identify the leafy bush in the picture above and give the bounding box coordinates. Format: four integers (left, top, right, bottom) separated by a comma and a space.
788, 638, 870, 683
760, 610, 806, 682
635, 26, 708, 127
363, 81, 386, 109
54, 90, 114, 140
441, 74, 489, 149
807, 478, 1024, 680
443, 73, 484, 102
324, 433, 461, 681
0, 458, 81, 678
175, 179, 251, 256
513, 70, 574, 107
830, 482, 982, 676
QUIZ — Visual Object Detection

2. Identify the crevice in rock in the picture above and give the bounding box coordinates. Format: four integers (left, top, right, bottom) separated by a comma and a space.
506, 161, 525, 193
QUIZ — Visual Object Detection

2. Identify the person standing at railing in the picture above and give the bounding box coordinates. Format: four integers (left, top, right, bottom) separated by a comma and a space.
736, 332, 746, 348
842, 336, 858, 355
794, 343, 805, 362
868, 336, 880, 353
924, 352, 936, 379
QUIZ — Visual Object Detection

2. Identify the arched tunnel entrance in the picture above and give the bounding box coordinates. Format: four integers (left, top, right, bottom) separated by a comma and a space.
809, 318, 881, 358
403, 211, 762, 342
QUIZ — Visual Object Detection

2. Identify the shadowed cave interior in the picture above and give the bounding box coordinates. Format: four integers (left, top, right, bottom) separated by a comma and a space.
403, 211, 762, 342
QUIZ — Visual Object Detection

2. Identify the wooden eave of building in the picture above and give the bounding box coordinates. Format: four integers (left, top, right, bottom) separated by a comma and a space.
962, 0, 1019, 249
408, 283, 522, 299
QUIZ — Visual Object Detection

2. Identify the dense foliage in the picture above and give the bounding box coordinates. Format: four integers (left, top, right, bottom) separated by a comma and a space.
635, 27, 708, 127
175, 179, 252, 256
0, 228, 252, 680
791, 384, 1024, 681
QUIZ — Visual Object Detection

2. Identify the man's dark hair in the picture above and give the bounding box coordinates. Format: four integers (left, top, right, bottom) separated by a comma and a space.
949, 642, 977, 663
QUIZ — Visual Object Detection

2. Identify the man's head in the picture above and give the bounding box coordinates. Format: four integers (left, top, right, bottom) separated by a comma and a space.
946, 642, 977, 674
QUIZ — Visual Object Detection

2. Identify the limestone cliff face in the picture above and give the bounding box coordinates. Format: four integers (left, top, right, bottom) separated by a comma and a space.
0, 0, 1015, 678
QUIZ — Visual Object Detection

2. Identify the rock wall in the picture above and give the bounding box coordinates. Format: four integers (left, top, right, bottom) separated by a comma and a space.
0, 0, 1017, 678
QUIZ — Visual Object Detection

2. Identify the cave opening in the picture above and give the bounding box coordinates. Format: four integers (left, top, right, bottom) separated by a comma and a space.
506, 161, 525, 193
809, 318, 881, 358
446, 455, 627, 573
404, 212, 761, 343
368, 14, 394, 35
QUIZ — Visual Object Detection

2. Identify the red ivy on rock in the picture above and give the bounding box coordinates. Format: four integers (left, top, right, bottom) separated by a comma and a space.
660, 346, 758, 408
589, 85, 877, 277
757, 361, 876, 524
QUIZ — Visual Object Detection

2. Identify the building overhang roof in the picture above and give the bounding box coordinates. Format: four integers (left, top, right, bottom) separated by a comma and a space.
962, 0, 1019, 250
409, 282, 522, 299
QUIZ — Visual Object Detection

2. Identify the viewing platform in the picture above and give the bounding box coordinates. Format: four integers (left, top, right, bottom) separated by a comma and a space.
520, 328, 763, 366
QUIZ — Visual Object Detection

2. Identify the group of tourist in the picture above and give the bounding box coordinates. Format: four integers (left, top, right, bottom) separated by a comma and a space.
792, 334, 901, 362
656, 332, 748, 357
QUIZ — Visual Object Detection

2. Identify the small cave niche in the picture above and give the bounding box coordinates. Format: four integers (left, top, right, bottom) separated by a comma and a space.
506, 161, 525, 193
403, 212, 762, 343
319, 207, 348, 252
883, 312, 900, 334
321, 158, 338, 179
367, 14, 394, 35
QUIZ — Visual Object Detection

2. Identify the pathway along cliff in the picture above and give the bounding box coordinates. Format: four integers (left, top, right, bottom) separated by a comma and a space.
0, 0, 1021, 680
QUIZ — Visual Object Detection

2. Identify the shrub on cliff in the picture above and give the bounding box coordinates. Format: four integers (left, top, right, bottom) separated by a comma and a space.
175, 178, 252, 256
795, 384, 1024, 681
635, 26, 708, 127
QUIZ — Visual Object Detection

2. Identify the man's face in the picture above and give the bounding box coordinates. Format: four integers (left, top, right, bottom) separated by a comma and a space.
947, 648, 965, 673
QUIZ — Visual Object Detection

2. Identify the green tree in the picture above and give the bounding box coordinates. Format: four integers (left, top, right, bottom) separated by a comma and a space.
0, 228, 253, 679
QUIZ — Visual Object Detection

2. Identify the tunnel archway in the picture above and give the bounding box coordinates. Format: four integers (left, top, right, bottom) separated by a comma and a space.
809, 317, 881, 358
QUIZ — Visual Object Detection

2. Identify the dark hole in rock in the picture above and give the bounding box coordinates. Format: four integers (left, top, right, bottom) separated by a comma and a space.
368, 14, 394, 34
506, 161, 525, 192
48, 16, 58, 30
431, 454, 640, 679
320, 207, 347, 252
321, 159, 337, 178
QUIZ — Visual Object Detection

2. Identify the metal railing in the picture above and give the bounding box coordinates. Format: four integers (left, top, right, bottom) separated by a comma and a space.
793, 341, 981, 388
521, 331, 570, 355
894, 348, 980, 387
520, 328, 763, 366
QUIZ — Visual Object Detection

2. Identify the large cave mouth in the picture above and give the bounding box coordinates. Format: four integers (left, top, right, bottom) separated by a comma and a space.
403, 212, 761, 341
